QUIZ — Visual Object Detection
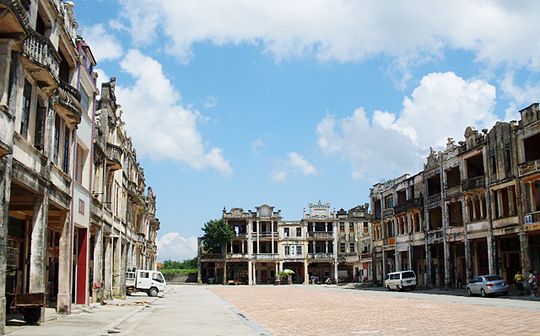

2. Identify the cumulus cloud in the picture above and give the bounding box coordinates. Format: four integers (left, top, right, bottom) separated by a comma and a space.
317, 72, 497, 180
157, 232, 198, 261
83, 24, 123, 62
116, 49, 232, 174
271, 152, 316, 182
288, 152, 316, 176
118, 0, 540, 71
500, 72, 540, 121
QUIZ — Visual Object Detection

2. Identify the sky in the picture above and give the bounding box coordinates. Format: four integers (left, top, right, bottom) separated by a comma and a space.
72, 0, 540, 261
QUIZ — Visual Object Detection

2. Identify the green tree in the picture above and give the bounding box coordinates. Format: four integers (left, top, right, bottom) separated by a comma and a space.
202, 219, 234, 284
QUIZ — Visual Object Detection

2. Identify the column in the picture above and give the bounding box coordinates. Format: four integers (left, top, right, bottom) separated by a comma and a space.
519, 232, 531, 276
0, 155, 13, 335
29, 194, 49, 321
119, 242, 127, 299
382, 250, 387, 280
443, 239, 451, 289
528, 182, 535, 212
304, 261, 309, 285
247, 260, 253, 285
426, 245, 432, 288
395, 251, 401, 272
471, 198, 477, 221
104, 237, 112, 299
479, 196, 485, 219
464, 239, 472, 283
256, 221, 260, 256
112, 237, 122, 297
57, 211, 71, 314
408, 245, 413, 272
252, 261, 257, 285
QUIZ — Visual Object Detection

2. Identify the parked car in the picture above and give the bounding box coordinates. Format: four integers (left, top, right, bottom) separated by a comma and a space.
466, 275, 508, 297
385, 270, 417, 291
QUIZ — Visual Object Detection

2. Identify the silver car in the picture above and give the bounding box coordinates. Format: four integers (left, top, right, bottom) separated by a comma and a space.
466, 274, 509, 297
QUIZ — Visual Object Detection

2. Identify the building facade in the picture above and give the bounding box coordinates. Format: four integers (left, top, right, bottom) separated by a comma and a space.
198, 202, 371, 285
369, 104, 540, 289
0, 1, 159, 333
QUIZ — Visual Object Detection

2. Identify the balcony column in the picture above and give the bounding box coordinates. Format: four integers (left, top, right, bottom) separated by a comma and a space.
256, 221, 260, 255
508, 186, 515, 216
247, 220, 253, 256
528, 182, 535, 212
304, 261, 309, 285
325, 241, 328, 253
471, 197, 477, 221
271, 222, 274, 254
247, 260, 253, 285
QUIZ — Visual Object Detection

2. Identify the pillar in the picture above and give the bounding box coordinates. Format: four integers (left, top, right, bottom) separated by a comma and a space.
464, 239, 472, 283
304, 261, 309, 285
93, 225, 104, 302
395, 251, 401, 272
519, 232, 531, 276
57, 212, 71, 313
0, 155, 13, 335
443, 239, 451, 289
408, 244, 413, 272
425, 245, 432, 288
508, 186, 515, 216
382, 250, 387, 279
252, 262, 257, 285
247, 260, 253, 285
29, 194, 48, 300
104, 236, 112, 300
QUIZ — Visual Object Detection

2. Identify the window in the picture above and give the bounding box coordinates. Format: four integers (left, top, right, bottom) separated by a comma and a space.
80, 89, 90, 114
349, 242, 355, 253
284, 227, 289, 237
34, 105, 45, 150
140, 272, 150, 278
53, 115, 60, 163
20, 80, 32, 138
75, 144, 84, 184
349, 222, 355, 232
490, 150, 497, 175
296, 245, 302, 255
63, 127, 70, 173
296, 227, 301, 237
340, 243, 345, 253
339, 222, 345, 232
284, 245, 290, 255
152, 272, 164, 283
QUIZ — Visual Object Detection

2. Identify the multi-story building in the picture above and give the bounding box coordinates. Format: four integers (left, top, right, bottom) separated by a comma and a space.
198, 202, 371, 285
369, 105, 540, 289
0, 2, 159, 332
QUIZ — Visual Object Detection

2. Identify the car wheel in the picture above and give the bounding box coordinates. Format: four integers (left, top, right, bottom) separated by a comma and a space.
466, 288, 472, 297
502, 291, 508, 296
148, 287, 158, 297
481, 288, 486, 297
397, 285, 402, 292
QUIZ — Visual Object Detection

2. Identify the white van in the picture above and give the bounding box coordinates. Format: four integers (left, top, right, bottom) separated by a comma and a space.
126, 267, 166, 297
384, 270, 417, 291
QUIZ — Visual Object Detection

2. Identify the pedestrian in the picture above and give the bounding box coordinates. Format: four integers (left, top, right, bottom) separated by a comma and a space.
528, 270, 537, 298
514, 270, 524, 296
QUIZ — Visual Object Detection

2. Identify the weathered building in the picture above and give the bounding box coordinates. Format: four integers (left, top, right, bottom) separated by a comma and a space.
0, 2, 160, 332
369, 105, 540, 289
198, 202, 371, 285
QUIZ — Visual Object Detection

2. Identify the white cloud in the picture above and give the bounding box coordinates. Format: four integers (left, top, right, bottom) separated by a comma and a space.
203, 96, 218, 109
317, 72, 497, 180
500, 72, 540, 121
288, 152, 316, 176
83, 24, 123, 62
272, 171, 288, 183
118, 0, 540, 71
116, 49, 233, 174
157, 232, 198, 261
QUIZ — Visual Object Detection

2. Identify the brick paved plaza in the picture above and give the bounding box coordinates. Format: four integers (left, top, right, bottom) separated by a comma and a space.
211, 285, 540, 335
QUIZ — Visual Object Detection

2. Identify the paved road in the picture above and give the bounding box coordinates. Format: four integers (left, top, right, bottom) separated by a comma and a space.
211, 285, 540, 335
5, 285, 540, 335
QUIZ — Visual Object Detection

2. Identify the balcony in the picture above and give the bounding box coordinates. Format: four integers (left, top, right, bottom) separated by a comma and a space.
0, 0, 31, 34
105, 143, 122, 171
427, 229, 443, 244
227, 253, 250, 260
382, 208, 394, 218
445, 185, 462, 198
308, 253, 334, 260
252, 232, 278, 239
426, 193, 441, 205
518, 159, 540, 177
200, 253, 224, 261
307, 231, 333, 239
21, 30, 60, 89
255, 253, 279, 260
51, 81, 82, 126
394, 198, 423, 214
462, 176, 486, 191
360, 253, 373, 259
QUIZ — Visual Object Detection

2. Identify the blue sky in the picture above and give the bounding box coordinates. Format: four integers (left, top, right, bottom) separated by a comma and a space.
73, 0, 540, 260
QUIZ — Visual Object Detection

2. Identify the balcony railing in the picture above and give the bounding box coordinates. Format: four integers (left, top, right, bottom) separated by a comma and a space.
307, 231, 333, 238
462, 176, 486, 191
106, 143, 122, 170
518, 159, 540, 177
22, 30, 60, 83
427, 229, 443, 244
394, 198, 423, 214
52, 80, 82, 124
255, 253, 279, 260
382, 208, 394, 218
426, 193, 441, 205
0, 0, 31, 29
445, 185, 462, 198
308, 253, 334, 259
